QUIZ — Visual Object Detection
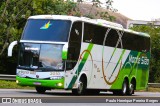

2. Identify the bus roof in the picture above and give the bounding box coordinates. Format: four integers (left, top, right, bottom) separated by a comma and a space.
28, 15, 150, 38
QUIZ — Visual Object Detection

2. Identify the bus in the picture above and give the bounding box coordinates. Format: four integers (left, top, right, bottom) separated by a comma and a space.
8, 15, 150, 95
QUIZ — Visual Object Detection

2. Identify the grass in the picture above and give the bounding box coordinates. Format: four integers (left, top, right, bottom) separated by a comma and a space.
0, 80, 160, 92
0, 80, 33, 89
147, 87, 160, 92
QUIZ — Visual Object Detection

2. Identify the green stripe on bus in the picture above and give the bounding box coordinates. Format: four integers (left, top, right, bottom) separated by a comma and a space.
109, 49, 126, 80
68, 43, 94, 88
103, 47, 117, 70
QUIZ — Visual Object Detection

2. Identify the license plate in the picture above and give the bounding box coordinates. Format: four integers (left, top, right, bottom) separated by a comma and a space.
33, 82, 41, 85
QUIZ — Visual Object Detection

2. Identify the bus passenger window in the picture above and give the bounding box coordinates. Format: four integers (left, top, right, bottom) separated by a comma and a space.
83, 23, 94, 43
105, 29, 119, 47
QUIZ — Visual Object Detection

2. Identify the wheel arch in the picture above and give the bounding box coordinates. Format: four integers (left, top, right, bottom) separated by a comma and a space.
78, 73, 87, 87
123, 76, 129, 85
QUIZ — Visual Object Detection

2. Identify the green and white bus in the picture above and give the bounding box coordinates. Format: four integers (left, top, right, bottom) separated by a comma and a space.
8, 15, 150, 95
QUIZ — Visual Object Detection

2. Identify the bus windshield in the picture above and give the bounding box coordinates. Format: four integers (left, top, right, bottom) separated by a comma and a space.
22, 19, 71, 42
18, 43, 64, 71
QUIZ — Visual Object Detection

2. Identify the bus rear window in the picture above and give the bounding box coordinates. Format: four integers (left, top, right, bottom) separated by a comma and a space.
22, 19, 71, 42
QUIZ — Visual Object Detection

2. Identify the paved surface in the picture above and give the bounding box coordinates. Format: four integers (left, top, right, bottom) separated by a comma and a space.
0, 89, 160, 97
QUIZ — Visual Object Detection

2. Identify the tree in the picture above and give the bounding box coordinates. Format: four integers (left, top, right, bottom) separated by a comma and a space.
131, 24, 160, 83
0, 0, 117, 75
0, 0, 76, 55
0, 0, 76, 74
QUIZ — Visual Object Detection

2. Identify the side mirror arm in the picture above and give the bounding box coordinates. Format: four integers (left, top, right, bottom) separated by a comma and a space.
8, 41, 18, 57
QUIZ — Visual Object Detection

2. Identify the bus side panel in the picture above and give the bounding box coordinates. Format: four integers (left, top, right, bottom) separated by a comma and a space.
135, 51, 150, 90
110, 51, 150, 90
66, 43, 150, 91
72, 43, 131, 90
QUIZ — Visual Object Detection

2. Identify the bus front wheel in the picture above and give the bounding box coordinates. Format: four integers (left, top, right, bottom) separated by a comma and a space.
72, 77, 87, 95
35, 87, 46, 94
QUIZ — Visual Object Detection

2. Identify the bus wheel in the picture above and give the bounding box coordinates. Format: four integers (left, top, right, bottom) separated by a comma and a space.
121, 79, 128, 95
128, 81, 135, 95
35, 87, 46, 94
72, 77, 87, 95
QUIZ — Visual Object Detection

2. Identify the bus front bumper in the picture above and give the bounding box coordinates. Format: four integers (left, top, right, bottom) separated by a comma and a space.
16, 76, 64, 89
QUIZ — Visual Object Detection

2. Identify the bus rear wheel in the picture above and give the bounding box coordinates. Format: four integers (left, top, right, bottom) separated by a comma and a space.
121, 79, 129, 95
35, 87, 46, 94
127, 80, 135, 95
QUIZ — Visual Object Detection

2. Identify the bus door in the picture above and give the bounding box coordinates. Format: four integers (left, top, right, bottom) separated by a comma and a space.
65, 21, 82, 89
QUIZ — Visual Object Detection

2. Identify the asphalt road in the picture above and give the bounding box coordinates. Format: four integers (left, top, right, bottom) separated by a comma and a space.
0, 89, 160, 97
0, 89, 160, 106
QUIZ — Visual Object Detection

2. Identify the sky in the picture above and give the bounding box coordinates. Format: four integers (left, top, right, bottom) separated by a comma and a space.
102, 0, 160, 21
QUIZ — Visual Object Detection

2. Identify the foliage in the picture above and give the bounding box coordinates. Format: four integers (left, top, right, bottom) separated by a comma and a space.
130, 24, 160, 83
0, 80, 33, 89
0, 0, 76, 74
0, 0, 76, 54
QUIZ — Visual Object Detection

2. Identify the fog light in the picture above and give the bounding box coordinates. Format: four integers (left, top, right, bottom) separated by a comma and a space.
16, 80, 19, 84
57, 83, 63, 87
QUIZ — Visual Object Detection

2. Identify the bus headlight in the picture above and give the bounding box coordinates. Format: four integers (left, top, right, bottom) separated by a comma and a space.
50, 76, 63, 80
57, 83, 63, 87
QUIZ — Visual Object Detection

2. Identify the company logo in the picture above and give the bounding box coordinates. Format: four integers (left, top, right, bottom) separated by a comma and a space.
40, 21, 52, 29
1, 98, 42, 104
2, 98, 11, 103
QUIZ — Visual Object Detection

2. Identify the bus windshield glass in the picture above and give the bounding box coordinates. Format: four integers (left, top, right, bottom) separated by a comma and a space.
18, 43, 64, 71
22, 19, 71, 42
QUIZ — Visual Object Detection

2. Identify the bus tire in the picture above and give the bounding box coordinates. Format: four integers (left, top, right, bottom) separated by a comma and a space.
35, 87, 46, 94
72, 77, 87, 95
121, 79, 128, 95
127, 80, 135, 95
